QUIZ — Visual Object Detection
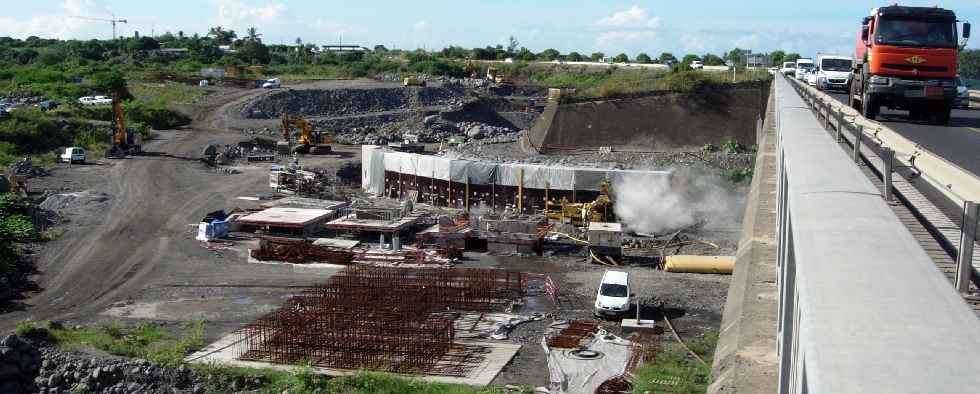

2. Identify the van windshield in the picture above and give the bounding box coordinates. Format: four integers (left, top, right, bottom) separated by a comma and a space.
600, 283, 628, 297
821, 59, 852, 72
876, 17, 956, 48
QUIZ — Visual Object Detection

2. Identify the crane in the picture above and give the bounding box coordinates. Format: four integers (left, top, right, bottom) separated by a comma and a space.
69, 14, 127, 39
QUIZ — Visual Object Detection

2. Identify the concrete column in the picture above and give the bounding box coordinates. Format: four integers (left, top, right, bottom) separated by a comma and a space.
882, 148, 894, 202
379, 233, 386, 248
393, 232, 401, 251
956, 201, 979, 293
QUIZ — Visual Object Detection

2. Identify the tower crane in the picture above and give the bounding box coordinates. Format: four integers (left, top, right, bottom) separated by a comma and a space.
69, 14, 127, 39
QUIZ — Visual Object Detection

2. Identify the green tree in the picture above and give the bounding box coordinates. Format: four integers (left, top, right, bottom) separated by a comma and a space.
769, 50, 786, 66
635, 53, 652, 63
613, 53, 629, 63
236, 40, 270, 64
658, 52, 677, 64
245, 27, 262, 43
784, 53, 801, 63
590, 52, 605, 61
681, 54, 701, 65
702, 53, 725, 66
538, 48, 560, 61
567, 52, 584, 61
517, 47, 536, 61
506, 35, 519, 55
373, 45, 389, 52
207, 26, 236, 45
90, 69, 128, 97
959, 49, 980, 80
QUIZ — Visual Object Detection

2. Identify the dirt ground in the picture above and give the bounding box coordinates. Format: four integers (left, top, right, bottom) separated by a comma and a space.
1, 80, 737, 389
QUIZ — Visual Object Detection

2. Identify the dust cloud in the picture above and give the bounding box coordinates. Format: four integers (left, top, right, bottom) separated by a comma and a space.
612, 167, 746, 234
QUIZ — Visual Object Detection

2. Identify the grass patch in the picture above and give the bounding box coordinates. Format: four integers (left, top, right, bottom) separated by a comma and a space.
49, 320, 205, 368
631, 330, 718, 394
191, 363, 525, 394
129, 82, 208, 106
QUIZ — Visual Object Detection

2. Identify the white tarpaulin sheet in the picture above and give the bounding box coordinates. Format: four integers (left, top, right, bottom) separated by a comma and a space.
416, 155, 436, 178
383, 151, 402, 172
361, 145, 385, 195
400, 153, 418, 176
574, 168, 609, 191
496, 163, 521, 187
498, 164, 575, 189
432, 157, 451, 181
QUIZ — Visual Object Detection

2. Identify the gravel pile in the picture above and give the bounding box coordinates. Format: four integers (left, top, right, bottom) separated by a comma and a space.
32, 348, 196, 394
0, 335, 41, 394
241, 87, 467, 119
9, 158, 50, 177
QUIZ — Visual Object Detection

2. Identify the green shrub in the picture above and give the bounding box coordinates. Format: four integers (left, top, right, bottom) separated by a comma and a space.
125, 102, 189, 130
14, 320, 37, 337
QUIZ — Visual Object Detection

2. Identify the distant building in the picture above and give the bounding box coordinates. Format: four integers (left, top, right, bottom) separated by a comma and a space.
145, 48, 189, 57
746, 53, 767, 68
320, 45, 368, 53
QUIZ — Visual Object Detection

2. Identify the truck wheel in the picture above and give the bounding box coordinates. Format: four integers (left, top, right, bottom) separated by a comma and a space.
861, 89, 878, 120
848, 79, 861, 111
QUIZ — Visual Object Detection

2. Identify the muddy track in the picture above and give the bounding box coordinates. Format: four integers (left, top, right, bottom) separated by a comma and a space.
0, 88, 271, 329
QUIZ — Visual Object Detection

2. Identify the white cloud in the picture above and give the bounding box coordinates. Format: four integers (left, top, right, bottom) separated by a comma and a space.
213, 0, 286, 30
0, 0, 105, 39
593, 5, 662, 53
414, 20, 430, 33
595, 5, 660, 29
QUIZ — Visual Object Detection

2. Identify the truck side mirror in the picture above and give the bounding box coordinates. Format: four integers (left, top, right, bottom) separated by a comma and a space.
862, 25, 870, 41
964, 22, 971, 39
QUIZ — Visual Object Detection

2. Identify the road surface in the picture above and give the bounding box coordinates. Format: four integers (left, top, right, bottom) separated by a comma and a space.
828, 92, 980, 177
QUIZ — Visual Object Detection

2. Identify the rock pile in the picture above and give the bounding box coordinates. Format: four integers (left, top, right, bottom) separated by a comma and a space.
32, 348, 195, 394
9, 158, 50, 177
0, 335, 41, 394
241, 87, 466, 119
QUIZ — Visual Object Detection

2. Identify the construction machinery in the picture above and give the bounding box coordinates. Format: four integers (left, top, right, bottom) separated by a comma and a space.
105, 95, 141, 159
277, 114, 331, 155
486, 66, 512, 85
545, 182, 613, 227
403, 76, 427, 87
69, 14, 127, 39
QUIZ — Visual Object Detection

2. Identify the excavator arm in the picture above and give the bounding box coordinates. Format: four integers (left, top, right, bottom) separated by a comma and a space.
280, 114, 332, 155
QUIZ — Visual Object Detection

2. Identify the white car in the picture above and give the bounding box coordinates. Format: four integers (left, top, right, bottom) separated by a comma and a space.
60, 147, 86, 164
780, 62, 796, 76
690, 60, 704, 70
260, 78, 281, 89
78, 96, 112, 106
814, 55, 853, 91
795, 58, 815, 81
807, 71, 818, 86
594, 270, 634, 318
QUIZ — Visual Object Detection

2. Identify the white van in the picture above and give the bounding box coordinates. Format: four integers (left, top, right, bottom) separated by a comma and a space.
814, 55, 854, 91
795, 58, 815, 81
594, 270, 634, 318
60, 147, 86, 164
261, 78, 281, 89
780, 62, 796, 76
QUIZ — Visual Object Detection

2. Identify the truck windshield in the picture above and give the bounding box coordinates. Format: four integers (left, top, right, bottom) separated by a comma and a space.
821, 59, 852, 71
876, 18, 956, 48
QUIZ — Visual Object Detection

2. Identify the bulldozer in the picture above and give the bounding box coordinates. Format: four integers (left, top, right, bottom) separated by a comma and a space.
545, 181, 613, 227
277, 114, 332, 155
402, 76, 426, 87
105, 95, 141, 159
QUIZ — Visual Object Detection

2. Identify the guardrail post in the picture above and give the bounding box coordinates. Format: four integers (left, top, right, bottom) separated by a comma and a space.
853, 125, 863, 163
956, 201, 979, 293
882, 148, 895, 202
824, 102, 832, 129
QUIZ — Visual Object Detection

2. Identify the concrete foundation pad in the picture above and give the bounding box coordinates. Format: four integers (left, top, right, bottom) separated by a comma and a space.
187, 332, 521, 387
246, 251, 347, 274
620, 318, 658, 333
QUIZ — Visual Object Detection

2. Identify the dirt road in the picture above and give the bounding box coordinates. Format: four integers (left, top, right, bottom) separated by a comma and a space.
1, 87, 336, 331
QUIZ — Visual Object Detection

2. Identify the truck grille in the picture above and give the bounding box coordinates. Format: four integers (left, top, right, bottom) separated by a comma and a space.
883, 64, 948, 73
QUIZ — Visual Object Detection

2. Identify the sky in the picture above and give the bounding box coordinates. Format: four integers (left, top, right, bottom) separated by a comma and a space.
2, 0, 979, 57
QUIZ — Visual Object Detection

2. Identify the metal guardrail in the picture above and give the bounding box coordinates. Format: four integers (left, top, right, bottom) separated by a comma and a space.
772, 75, 980, 393
788, 77, 980, 290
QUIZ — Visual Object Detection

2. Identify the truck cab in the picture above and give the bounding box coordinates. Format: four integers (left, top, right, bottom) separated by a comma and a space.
815, 55, 854, 91
850, 5, 970, 124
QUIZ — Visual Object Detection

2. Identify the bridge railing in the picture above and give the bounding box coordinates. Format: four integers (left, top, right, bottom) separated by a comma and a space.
772, 75, 980, 393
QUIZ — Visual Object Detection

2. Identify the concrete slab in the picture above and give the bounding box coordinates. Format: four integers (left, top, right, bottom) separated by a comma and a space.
246, 251, 348, 273
186, 332, 521, 387
238, 207, 334, 228
620, 319, 657, 334
311, 238, 360, 249
325, 213, 421, 233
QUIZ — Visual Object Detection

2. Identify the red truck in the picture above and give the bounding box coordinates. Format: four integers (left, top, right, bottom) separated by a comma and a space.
849, 5, 970, 125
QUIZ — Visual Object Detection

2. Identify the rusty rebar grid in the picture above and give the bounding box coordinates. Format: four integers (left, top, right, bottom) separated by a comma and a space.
234, 266, 526, 376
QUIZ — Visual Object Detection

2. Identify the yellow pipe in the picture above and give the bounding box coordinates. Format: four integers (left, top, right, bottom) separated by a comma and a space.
664, 255, 735, 274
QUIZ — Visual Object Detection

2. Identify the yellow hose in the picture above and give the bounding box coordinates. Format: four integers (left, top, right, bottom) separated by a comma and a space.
549, 231, 590, 244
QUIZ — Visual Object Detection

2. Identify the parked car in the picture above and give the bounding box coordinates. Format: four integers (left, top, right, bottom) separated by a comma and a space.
690, 60, 704, 70
780, 62, 796, 76
814, 55, 853, 91
594, 270, 634, 319
956, 76, 971, 109
60, 147, 86, 164
78, 96, 112, 106
35, 100, 57, 111
260, 78, 281, 89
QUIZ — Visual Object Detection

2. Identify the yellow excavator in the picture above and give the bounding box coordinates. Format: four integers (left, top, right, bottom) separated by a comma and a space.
105, 95, 141, 159
277, 114, 332, 155
545, 181, 613, 227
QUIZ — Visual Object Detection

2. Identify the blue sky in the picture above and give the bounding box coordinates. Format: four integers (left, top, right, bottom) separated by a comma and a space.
2, 0, 978, 57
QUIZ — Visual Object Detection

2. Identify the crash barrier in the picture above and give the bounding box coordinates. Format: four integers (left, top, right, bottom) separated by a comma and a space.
788, 77, 980, 292
772, 75, 980, 393
361, 145, 670, 212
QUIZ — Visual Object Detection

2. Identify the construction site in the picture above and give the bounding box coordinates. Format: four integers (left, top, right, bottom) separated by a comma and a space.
3, 65, 768, 393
